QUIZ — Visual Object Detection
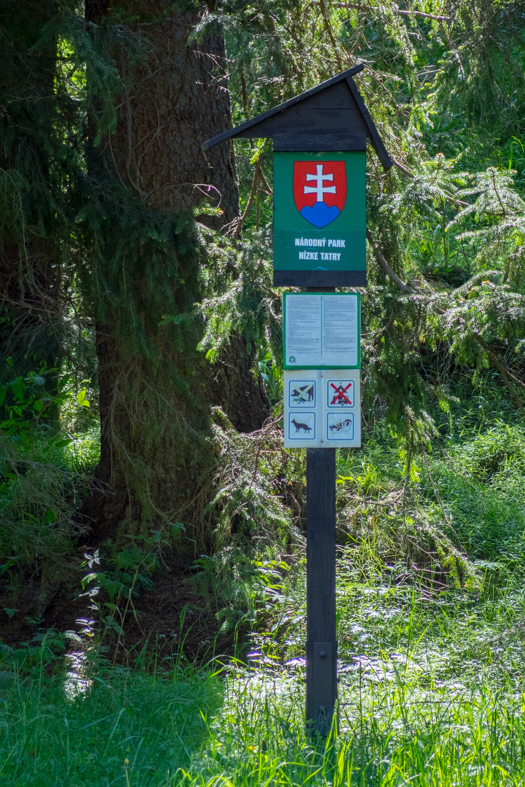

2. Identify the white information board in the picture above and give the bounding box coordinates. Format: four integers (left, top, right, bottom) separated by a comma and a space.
284, 369, 361, 448
283, 293, 360, 369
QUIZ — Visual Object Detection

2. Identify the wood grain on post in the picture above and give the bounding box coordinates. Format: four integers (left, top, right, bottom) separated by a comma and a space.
306, 448, 337, 735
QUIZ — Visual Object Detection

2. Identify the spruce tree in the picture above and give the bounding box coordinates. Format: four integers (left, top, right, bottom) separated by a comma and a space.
80, 0, 269, 549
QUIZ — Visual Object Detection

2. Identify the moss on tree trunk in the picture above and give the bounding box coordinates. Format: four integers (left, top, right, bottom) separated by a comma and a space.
82, 0, 269, 553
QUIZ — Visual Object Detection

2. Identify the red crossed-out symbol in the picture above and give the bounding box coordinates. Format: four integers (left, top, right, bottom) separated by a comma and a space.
330, 382, 352, 406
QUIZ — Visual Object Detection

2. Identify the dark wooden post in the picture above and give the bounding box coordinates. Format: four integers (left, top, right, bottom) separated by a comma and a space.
306, 448, 337, 735
303, 287, 337, 735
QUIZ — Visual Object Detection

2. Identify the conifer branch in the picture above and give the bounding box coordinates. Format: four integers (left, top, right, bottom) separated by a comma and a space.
366, 231, 525, 421
366, 229, 414, 294
438, 19, 465, 79
392, 158, 469, 207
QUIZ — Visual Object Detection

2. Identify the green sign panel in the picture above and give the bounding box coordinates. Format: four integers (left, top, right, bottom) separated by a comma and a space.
273, 151, 366, 286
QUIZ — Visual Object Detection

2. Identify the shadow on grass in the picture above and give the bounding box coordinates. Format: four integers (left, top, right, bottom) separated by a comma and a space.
0, 657, 224, 787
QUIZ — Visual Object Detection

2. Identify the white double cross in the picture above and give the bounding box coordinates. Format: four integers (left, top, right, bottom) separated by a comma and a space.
304, 165, 336, 203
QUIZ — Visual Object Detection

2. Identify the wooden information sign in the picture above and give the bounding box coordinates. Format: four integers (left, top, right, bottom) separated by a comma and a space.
205, 64, 391, 737
204, 63, 391, 288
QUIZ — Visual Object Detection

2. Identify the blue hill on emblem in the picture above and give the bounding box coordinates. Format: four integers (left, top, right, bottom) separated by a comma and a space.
300, 201, 340, 228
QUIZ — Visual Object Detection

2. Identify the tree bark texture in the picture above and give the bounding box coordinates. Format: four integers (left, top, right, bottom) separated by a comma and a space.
207, 335, 270, 434
83, 0, 269, 547
99, 6, 239, 224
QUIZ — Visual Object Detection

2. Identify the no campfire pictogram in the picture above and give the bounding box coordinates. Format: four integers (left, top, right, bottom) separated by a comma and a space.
329, 381, 353, 407
289, 381, 315, 406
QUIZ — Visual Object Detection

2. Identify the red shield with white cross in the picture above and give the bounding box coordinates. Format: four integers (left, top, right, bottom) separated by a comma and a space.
293, 161, 347, 228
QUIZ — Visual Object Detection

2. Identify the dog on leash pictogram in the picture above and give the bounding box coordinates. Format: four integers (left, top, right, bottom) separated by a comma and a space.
288, 411, 315, 440
293, 161, 347, 228
328, 380, 354, 407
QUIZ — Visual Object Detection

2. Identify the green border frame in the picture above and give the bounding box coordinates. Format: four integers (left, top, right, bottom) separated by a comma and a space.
283, 292, 361, 370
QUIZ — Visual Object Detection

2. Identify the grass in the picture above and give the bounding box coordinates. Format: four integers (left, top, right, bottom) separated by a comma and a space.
3, 570, 525, 785
0, 661, 223, 785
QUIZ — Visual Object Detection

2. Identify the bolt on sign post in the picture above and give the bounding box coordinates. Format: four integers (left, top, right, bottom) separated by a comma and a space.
205, 64, 392, 736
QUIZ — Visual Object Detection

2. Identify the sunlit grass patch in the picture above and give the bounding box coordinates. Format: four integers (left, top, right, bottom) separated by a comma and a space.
185, 660, 525, 787
63, 424, 101, 472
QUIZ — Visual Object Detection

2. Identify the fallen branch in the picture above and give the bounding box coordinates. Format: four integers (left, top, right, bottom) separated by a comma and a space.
398, 8, 452, 21
334, 2, 452, 21
392, 157, 414, 178
259, 166, 273, 197
233, 157, 261, 237
374, 300, 402, 346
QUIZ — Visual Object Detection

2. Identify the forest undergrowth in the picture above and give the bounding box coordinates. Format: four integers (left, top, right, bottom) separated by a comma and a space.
3, 372, 525, 785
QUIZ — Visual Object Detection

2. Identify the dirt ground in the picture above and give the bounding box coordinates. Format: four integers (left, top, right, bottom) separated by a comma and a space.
0, 548, 237, 668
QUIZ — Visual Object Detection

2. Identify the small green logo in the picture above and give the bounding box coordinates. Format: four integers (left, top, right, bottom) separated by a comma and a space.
289, 356, 296, 363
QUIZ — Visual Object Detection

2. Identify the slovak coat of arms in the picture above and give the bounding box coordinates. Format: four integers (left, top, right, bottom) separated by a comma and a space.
293, 161, 347, 228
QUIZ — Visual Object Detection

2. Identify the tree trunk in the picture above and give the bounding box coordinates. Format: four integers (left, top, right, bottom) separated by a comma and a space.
207, 335, 270, 433
83, 1, 269, 549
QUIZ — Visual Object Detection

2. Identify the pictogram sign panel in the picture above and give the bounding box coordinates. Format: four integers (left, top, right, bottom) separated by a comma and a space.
288, 379, 316, 408
284, 369, 361, 448
327, 380, 355, 408
288, 412, 316, 440
326, 413, 354, 441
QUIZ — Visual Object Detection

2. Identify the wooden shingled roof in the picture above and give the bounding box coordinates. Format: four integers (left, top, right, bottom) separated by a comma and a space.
204, 64, 392, 170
